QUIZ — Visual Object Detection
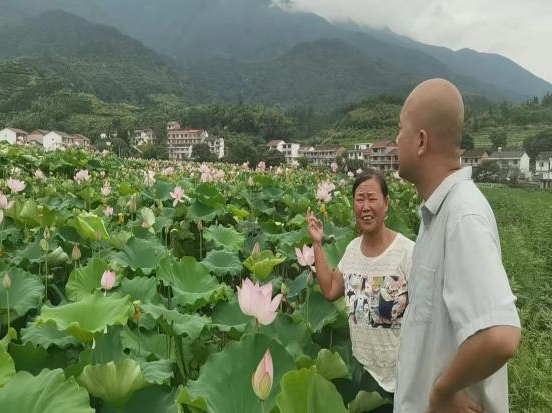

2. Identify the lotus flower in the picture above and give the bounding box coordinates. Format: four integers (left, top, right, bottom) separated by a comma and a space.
0, 192, 14, 210
162, 166, 174, 176
2, 272, 10, 290
104, 206, 114, 217
6, 178, 25, 194
331, 162, 339, 172
295, 244, 315, 272
170, 186, 187, 207
101, 270, 116, 291
74, 169, 91, 183
257, 161, 266, 172
100, 171, 106, 178
101, 182, 111, 197
316, 180, 335, 203
347, 171, 354, 178
237, 278, 282, 326
252, 349, 273, 401
143, 170, 156, 187
34, 169, 45, 180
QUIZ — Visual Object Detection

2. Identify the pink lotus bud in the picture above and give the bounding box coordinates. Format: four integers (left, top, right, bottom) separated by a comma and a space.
101, 270, 116, 291
72, 244, 81, 261
2, 272, 10, 290
252, 349, 273, 401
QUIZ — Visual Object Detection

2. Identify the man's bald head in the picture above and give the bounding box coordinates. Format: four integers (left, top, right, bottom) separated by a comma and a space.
402, 78, 465, 153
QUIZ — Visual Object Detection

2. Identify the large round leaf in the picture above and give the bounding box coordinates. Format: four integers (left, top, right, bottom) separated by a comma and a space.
156, 256, 231, 310
314, 349, 351, 381
77, 359, 149, 407
0, 369, 94, 413
36, 291, 134, 343
0, 344, 15, 387
276, 367, 349, 413
112, 237, 167, 275
294, 289, 339, 333
140, 302, 211, 340
71, 212, 110, 241
203, 224, 245, 251
348, 391, 392, 413
119, 277, 159, 302
0, 264, 43, 320
202, 249, 243, 278
65, 257, 109, 301
187, 200, 218, 223
21, 321, 80, 349
101, 385, 177, 413
177, 333, 296, 413
243, 250, 286, 280
211, 297, 251, 336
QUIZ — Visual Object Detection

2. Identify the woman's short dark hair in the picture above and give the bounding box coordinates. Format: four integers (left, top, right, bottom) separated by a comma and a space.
352, 169, 389, 198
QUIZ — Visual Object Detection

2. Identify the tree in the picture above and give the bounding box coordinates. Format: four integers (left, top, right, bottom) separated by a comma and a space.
260, 148, 286, 167
298, 156, 310, 169
523, 129, 552, 160
224, 139, 260, 165
489, 129, 507, 150
192, 143, 217, 162
473, 160, 500, 182
461, 133, 475, 150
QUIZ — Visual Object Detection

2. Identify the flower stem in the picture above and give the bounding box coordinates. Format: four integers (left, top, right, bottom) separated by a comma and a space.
5, 290, 10, 333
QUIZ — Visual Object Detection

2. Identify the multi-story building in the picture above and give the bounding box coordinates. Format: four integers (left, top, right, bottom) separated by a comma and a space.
133, 128, 155, 146
460, 149, 490, 168
536, 151, 552, 188
266, 140, 300, 163
488, 149, 530, 178
348, 143, 371, 161
304, 145, 345, 166
366, 140, 398, 171
167, 122, 224, 161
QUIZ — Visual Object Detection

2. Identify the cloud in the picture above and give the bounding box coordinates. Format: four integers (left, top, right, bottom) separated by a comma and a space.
286, 0, 552, 83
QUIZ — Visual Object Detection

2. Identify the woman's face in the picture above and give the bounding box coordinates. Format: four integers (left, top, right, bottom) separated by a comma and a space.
353, 178, 389, 234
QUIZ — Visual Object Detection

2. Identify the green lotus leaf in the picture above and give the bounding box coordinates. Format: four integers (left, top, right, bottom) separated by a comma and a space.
112, 237, 167, 275
0, 369, 94, 413
20, 321, 80, 350
0, 344, 15, 387
77, 359, 149, 406
120, 327, 171, 359
203, 224, 245, 251
7, 342, 67, 375
109, 230, 133, 251
294, 289, 339, 333
243, 250, 286, 280
156, 256, 231, 310
47, 246, 71, 268
72, 212, 110, 241
348, 390, 392, 413
101, 385, 178, 413
202, 249, 243, 278
119, 277, 158, 302
323, 237, 354, 269
19, 199, 57, 227
187, 200, 219, 223
66, 257, 109, 301
211, 296, 251, 336
0, 265, 43, 320
227, 204, 249, 220
138, 359, 173, 385
177, 334, 296, 413
276, 366, 349, 413
195, 185, 225, 208
36, 291, 134, 343
314, 349, 351, 381
140, 302, 211, 340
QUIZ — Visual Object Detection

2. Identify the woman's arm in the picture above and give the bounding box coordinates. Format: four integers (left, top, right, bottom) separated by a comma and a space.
307, 208, 344, 301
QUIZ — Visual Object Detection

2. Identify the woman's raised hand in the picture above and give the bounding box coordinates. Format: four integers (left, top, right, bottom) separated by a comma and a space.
307, 207, 324, 244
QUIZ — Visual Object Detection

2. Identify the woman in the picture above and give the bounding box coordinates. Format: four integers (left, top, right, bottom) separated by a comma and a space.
307, 170, 414, 405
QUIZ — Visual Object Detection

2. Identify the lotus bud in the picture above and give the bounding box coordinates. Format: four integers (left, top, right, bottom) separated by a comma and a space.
72, 244, 81, 261
252, 349, 273, 401
101, 270, 116, 291
2, 272, 10, 290
197, 220, 203, 232
252, 241, 261, 255
43, 226, 51, 241
132, 300, 142, 321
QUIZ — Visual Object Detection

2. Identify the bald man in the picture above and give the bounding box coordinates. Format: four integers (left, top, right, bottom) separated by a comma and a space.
394, 79, 521, 413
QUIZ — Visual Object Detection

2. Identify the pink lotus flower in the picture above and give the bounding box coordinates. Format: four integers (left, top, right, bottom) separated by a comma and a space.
316, 180, 335, 203
257, 161, 266, 172
170, 186, 187, 207
199, 164, 211, 174
104, 206, 114, 217
143, 170, 156, 187
330, 162, 339, 172
101, 270, 116, 291
6, 178, 25, 194
0, 192, 14, 210
162, 166, 174, 176
74, 169, 91, 183
295, 244, 315, 272
34, 169, 45, 180
237, 278, 282, 326
101, 182, 111, 197
291, 160, 299, 168
252, 349, 273, 401
100, 171, 106, 178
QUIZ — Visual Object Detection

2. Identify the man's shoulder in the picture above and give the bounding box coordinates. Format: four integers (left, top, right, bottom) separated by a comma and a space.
446, 180, 496, 226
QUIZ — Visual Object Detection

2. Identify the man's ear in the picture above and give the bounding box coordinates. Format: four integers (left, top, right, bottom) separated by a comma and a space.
417, 129, 428, 157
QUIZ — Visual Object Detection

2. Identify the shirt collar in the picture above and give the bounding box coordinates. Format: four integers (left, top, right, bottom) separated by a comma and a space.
419, 167, 472, 225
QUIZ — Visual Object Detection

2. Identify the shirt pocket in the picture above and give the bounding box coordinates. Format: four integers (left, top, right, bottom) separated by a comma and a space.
408, 265, 436, 326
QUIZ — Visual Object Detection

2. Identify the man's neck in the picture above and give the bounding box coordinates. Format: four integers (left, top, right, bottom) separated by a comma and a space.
416, 164, 461, 201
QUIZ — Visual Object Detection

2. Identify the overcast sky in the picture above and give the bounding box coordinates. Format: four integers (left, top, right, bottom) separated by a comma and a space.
285, 0, 552, 84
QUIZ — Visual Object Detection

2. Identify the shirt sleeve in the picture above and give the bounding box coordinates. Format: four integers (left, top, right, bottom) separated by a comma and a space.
443, 213, 521, 346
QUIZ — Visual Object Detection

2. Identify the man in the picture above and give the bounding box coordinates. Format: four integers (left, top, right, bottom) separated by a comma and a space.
394, 78, 521, 413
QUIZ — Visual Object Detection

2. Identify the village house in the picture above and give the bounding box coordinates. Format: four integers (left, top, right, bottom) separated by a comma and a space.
536, 151, 552, 188
166, 121, 224, 161
488, 149, 531, 178
0, 127, 28, 145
